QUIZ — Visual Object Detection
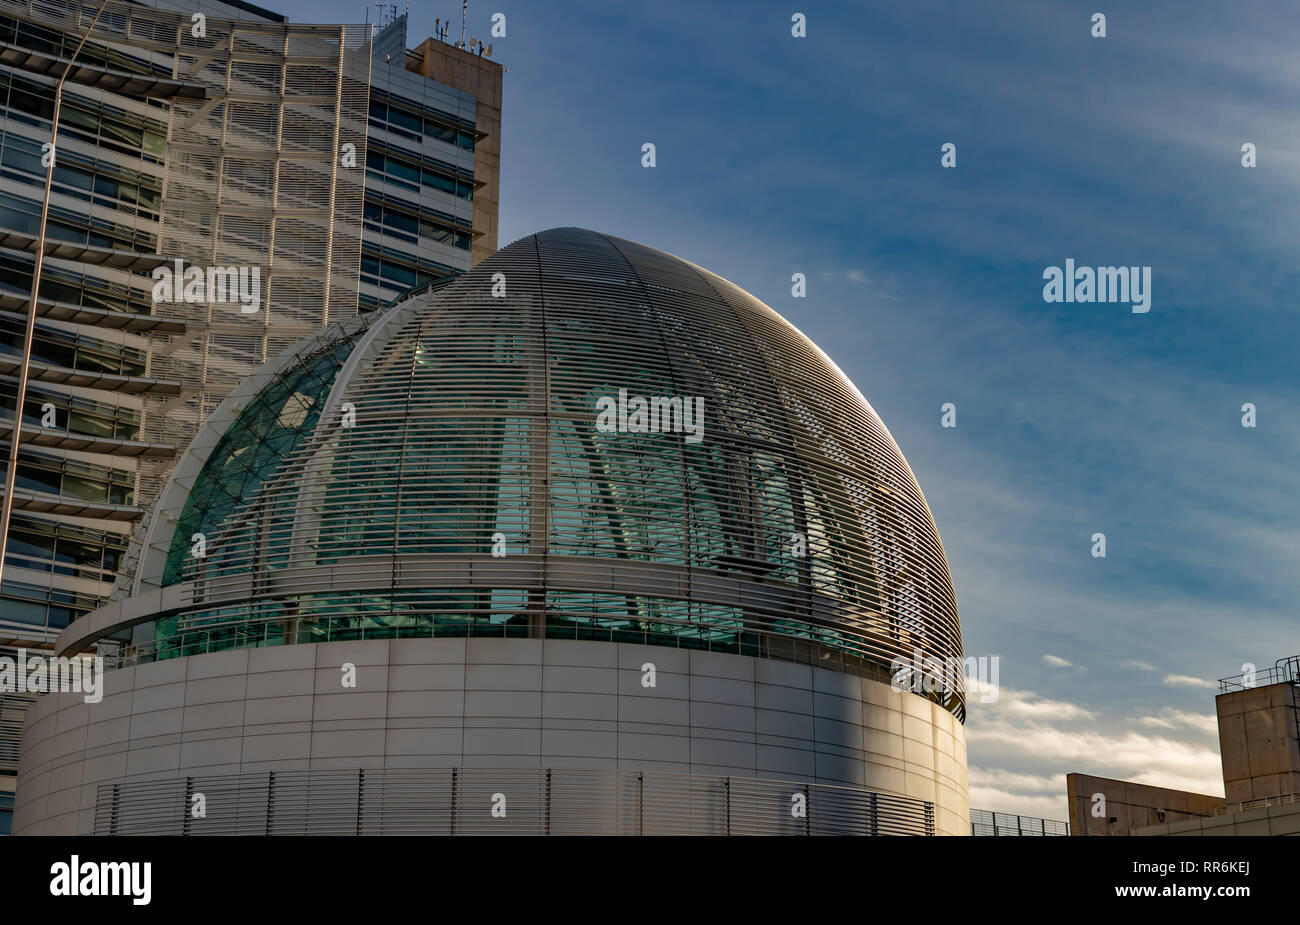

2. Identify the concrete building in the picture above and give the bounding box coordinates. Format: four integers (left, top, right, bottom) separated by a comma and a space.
0, 0, 503, 802
360, 14, 501, 308
0, 0, 372, 652
1066, 773, 1223, 836
1067, 655, 1300, 837
11, 228, 970, 835
0, 0, 371, 814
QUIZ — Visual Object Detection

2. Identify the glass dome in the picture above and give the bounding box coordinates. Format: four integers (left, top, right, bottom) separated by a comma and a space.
126, 228, 964, 716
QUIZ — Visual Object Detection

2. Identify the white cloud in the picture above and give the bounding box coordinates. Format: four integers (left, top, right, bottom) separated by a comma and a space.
1138, 709, 1219, 737
967, 682, 1225, 818
1042, 654, 1072, 668
967, 678, 1095, 721
1122, 660, 1160, 672
1163, 674, 1218, 691
969, 766, 1065, 794
967, 785, 1071, 822
973, 724, 1222, 798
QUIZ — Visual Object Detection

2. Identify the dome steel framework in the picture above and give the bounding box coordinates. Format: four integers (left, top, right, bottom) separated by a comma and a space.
83, 228, 964, 718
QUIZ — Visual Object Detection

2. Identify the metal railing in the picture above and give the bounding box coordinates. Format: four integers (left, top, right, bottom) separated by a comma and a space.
1217, 655, 1300, 692
1214, 792, 1300, 816
93, 767, 935, 836
969, 808, 1069, 836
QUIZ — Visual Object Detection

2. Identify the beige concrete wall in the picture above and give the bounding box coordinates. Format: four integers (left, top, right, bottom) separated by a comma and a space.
408, 39, 502, 265
1216, 682, 1300, 803
1067, 772, 1222, 835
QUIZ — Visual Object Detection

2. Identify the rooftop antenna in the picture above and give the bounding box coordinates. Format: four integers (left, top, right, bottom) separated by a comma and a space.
461, 0, 467, 49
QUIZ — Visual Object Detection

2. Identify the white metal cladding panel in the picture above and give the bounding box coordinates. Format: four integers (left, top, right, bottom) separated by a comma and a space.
11, 640, 968, 835
149, 229, 962, 716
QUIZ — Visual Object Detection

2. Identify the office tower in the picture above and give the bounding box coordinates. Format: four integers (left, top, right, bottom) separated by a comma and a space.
0, 0, 504, 803
360, 13, 501, 309
0, 0, 371, 793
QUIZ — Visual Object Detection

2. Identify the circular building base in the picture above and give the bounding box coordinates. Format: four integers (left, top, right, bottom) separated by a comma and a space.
14, 638, 968, 835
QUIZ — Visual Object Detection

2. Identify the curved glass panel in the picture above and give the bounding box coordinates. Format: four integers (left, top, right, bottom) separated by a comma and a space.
160, 326, 370, 586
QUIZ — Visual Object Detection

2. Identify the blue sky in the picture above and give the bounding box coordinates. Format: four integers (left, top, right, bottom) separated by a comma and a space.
276, 0, 1300, 818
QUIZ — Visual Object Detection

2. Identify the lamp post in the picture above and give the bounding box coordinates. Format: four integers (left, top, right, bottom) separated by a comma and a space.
0, 0, 112, 590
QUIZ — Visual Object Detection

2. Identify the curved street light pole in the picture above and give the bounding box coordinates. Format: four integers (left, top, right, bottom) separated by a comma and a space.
0, 0, 113, 592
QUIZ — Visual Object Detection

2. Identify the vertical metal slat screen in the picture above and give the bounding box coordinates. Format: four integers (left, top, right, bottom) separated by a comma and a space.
94, 767, 934, 836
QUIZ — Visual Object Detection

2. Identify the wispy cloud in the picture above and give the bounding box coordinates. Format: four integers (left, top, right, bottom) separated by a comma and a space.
1163, 674, 1218, 691
1138, 709, 1219, 737
967, 681, 1224, 818
1123, 661, 1160, 673
968, 767, 1070, 818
